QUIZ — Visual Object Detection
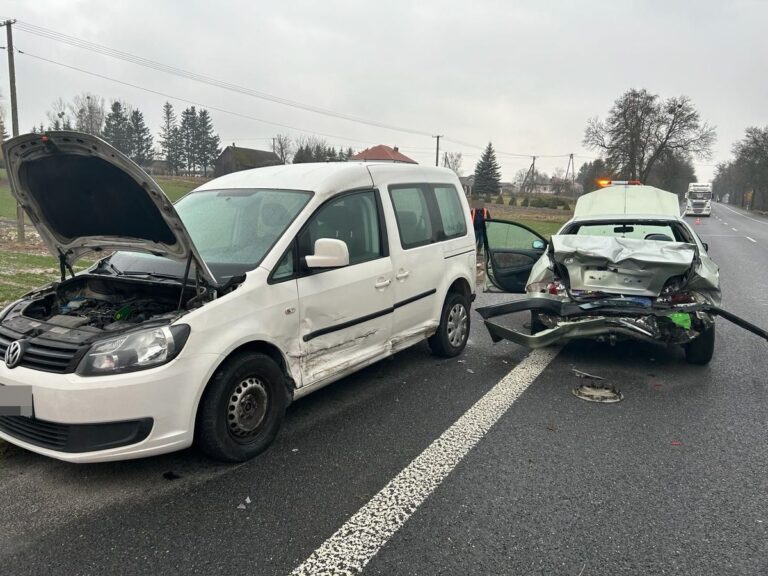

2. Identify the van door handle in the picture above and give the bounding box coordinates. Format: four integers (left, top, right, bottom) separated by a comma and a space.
374, 278, 392, 289
395, 270, 410, 280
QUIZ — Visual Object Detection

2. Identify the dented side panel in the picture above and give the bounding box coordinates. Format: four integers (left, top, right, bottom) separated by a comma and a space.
296, 256, 394, 387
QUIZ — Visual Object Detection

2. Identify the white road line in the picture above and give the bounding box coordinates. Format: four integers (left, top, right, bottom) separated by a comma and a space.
732, 227, 738, 232
723, 222, 729, 226
290, 348, 560, 576
718, 202, 768, 225
747, 236, 757, 243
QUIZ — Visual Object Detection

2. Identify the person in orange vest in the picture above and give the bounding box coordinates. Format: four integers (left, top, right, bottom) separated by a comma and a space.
471, 206, 491, 253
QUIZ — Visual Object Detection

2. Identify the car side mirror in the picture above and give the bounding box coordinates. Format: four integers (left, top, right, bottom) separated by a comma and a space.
702, 242, 709, 252
305, 238, 350, 268
532, 239, 546, 250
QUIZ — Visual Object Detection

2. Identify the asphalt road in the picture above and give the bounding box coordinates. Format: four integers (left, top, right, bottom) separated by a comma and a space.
1, 202, 767, 575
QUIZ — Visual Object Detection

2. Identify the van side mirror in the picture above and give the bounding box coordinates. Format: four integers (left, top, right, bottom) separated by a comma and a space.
305, 238, 350, 268
702, 242, 709, 252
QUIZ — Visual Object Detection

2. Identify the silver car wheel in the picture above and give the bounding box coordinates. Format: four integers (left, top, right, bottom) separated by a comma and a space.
447, 303, 468, 348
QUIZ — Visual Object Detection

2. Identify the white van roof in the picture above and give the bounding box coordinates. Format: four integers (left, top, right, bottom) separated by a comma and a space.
195, 162, 458, 200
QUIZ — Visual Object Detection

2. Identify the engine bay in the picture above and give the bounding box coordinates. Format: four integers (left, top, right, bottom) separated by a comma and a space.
18, 275, 198, 333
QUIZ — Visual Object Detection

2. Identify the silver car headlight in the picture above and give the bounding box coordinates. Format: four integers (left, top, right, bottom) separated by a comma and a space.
77, 325, 191, 376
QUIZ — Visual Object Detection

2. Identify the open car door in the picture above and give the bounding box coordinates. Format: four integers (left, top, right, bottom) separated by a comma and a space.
484, 219, 547, 293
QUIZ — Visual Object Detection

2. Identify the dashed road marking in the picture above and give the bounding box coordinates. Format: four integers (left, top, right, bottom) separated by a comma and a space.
723, 222, 729, 226
290, 348, 561, 576
732, 227, 738, 232
747, 236, 757, 243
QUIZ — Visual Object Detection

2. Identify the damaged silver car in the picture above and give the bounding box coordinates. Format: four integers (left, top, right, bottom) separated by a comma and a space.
477, 182, 767, 364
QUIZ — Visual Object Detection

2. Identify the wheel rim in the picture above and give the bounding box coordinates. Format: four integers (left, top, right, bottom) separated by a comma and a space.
447, 303, 468, 348
227, 377, 269, 439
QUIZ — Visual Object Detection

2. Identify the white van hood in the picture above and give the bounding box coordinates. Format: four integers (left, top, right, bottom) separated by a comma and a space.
2, 131, 217, 285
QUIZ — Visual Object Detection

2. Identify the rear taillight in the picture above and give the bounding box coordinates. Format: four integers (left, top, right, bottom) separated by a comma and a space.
527, 280, 567, 298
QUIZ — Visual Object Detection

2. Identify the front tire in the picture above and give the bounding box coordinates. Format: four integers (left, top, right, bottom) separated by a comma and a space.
684, 323, 715, 365
429, 292, 471, 358
196, 353, 288, 462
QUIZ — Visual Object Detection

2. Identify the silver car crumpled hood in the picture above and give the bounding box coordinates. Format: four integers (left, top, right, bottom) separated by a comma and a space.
551, 235, 698, 297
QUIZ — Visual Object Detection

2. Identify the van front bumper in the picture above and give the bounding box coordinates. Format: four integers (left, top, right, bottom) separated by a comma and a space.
0, 352, 220, 463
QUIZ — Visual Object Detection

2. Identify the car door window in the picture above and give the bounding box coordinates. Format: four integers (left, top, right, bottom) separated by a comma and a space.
486, 220, 545, 250
389, 185, 434, 249
299, 190, 382, 266
433, 184, 467, 239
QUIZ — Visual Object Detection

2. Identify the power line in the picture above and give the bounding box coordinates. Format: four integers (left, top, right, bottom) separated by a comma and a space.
13, 20, 436, 138
17, 49, 418, 148
13, 20, 594, 162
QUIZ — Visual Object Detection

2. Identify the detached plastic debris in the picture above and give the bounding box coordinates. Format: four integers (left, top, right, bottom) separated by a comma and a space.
669, 311, 692, 330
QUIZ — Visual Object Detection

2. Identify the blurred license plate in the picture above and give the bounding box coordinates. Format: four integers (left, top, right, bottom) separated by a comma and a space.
0, 385, 33, 417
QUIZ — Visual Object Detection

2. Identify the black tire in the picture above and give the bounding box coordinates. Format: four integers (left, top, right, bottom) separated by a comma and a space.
429, 292, 471, 358
530, 311, 546, 335
196, 353, 288, 462
685, 323, 715, 365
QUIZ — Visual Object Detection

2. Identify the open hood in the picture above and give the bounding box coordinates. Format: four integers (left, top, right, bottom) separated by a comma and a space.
2, 131, 217, 286
551, 235, 696, 297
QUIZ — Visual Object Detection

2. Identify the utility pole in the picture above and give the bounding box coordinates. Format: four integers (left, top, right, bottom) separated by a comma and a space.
432, 135, 442, 167
2, 19, 24, 242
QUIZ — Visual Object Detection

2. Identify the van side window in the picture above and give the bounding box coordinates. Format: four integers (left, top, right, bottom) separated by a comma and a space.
389, 185, 434, 249
433, 184, 467, 239
299, 190, 382, 266
272, 246, 295, 281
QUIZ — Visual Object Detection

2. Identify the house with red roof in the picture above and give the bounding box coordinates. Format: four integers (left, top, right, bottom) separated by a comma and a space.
351, 145, 417, 164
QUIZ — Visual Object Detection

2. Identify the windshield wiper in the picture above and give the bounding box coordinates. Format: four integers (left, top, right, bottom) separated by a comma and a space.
119, 271, 182, 281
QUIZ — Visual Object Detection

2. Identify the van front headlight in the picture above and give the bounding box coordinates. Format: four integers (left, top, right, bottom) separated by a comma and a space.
77, 325, 191, 376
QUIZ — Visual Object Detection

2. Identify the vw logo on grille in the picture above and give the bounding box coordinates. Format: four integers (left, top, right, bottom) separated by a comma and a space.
4, 340, 25, 369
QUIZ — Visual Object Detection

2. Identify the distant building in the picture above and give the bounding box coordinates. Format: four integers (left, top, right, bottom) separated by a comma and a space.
214, 144, 282, 177
351, 145, 417, 164
147, 159, 171, 176
459, 175, 474, 195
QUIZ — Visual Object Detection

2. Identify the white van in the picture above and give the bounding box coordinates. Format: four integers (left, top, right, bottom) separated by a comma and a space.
0, 132, 476, 463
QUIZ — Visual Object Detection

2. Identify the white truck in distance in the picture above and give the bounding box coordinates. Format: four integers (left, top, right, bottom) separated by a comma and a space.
684, 182, 712, 217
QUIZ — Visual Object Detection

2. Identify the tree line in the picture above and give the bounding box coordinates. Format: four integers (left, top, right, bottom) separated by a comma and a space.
23, 92, 221, 175
713, 127, 768, 211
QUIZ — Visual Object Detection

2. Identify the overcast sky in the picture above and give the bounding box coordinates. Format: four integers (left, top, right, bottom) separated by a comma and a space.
2, 0, 767, 182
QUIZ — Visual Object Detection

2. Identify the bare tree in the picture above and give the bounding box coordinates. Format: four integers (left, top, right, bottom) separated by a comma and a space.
584, 89, 716, 182
70, 92, 106, 135
441, 151, 463, 175
46, 98, 73, 130
272, 133, 293, 164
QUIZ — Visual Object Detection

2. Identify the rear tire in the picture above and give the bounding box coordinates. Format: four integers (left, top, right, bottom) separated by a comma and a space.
684, 323, 715, 365
196, 353, 287, 462
429, 292, 471, 358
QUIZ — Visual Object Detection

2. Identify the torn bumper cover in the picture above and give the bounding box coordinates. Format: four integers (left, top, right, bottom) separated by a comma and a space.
475, 297, 768, 348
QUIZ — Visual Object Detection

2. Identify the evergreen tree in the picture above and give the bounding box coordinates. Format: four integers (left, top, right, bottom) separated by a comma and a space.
293, 145, 311, 164
0, 114, 8, 141
196, 109, 220, 176
179, 106, 198, 174
159, 102, 182, 175
313, 144, 325, 161
102, 101, 131, 155
326, 147, 337, 161
346, 147, 355, 161
127, 108, 153, 166
473, 142, 502, 196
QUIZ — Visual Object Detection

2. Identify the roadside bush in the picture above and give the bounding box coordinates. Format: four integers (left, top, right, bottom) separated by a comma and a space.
520, 196, 530, 207
495, 194, 504, 204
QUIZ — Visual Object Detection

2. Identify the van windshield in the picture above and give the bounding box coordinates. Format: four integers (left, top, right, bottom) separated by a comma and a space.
107, 188, 312, 281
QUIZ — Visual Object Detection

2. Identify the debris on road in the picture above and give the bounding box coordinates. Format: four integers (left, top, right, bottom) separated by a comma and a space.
162, 471, 182, 481
572, 368, 604, 380
572, 383, 623, 403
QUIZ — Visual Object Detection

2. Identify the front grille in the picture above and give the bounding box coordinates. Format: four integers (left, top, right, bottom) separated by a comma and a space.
0, 415, 68, 449
0, 415, 153, 453
0, 327, 83, 373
